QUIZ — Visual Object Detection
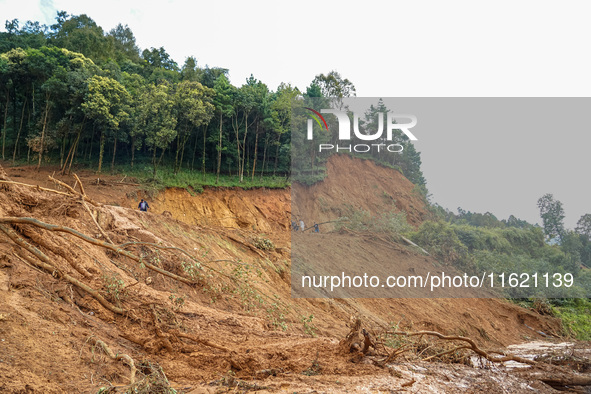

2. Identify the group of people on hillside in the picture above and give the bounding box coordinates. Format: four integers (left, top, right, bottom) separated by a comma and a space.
291, 218, 320, 233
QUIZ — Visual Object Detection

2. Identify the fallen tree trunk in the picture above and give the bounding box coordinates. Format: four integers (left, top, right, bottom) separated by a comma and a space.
524, 372, 591, 387
48, 175, 100, 206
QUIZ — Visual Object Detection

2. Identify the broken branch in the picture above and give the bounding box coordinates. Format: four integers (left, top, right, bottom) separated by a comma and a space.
170, 329, 231, 352
0, 180, 74, 198
91, 338, 137, 384
385, 330, 536, 365
48, 175, 99, 206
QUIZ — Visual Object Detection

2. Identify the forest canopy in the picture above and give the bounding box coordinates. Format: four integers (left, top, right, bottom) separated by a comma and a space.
0, 12, 425, 187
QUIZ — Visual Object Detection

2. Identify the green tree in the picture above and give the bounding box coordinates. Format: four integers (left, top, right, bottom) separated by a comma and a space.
305, 83, 322, 98
270, 83, 299, 176
58, 50, 99, 172
107, 23, 140, 64
122, 72, 147, 168
0, 19, 48, 52
141, 47, 179, 84
180, 56, 201, 82
537, 193, 565, 241
0, 19, 22, 52
50, 14, 112, 64
579, 235, 591, 268
311, 70, 356, 111
0, 48, 19, 160
312, 70, 356, 98
560, 230, 582, 273
504, 214, 532, 229
212, 74, 234, 183
232, 75, 269, 182
34, 75, 62, 169
173, 80, 215, 174
81, 75, 130, 173
20, 21, 48, 48
575, 214, 591, 241
137, 81, 177, 177
247, 78, 271, 181
142, 47, 178, 70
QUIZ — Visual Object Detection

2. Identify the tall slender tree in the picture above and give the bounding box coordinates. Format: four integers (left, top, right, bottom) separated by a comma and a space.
81, 75, 130, 173
537, 193, 566, 242
137, 81, 177, 177
173, 80, 215, 174
212, 74, 233, 183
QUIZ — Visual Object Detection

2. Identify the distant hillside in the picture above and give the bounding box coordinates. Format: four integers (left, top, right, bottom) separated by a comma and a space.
292, 154, 430, 229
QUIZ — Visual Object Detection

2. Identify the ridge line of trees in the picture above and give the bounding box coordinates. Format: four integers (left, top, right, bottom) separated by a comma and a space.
0, 12, 425, 188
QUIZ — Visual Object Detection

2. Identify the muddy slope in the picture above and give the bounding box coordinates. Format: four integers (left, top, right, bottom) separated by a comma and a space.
292, 154, 431, 229
0, 160, 567, 393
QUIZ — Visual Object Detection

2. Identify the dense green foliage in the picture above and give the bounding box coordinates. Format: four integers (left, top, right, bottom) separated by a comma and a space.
537, 193, 566, 241
413, 205, 590, 274
553, 298, 591, 340
334, 206, 411, 238
411, 204, 591, 338
0, 13, 425, 189
0, 13, 298, 181
117, 165, 290, 192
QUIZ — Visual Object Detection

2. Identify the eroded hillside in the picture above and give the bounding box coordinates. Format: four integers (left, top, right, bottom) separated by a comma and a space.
0, 158, 585, 393
292, 154, 430, 229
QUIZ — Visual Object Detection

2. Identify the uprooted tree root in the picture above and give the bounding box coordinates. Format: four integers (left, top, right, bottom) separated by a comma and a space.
0, 216, 199, 287
0, 174, 234, 355
341, 318, 591, 390
0, 215, 257, 316
0, 220, 231, 352
90, 339, 177, 394
91, 338, 137, 385
1, 174, 242, 283
384, 330, 537, 365
0, 218, 196, 314
342, 318, 534, 365
0, 172, 250, 393
0, 224, 126, 315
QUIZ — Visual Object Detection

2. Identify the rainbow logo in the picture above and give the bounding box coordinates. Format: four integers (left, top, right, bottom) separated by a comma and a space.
305, 107, 329, 132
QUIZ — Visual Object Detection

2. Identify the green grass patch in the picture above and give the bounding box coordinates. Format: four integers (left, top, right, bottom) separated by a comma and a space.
553, 299, 591, 340
113, 164, 290, 191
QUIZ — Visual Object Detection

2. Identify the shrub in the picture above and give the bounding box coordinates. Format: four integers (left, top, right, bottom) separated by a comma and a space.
410, 221, 475, 273
253, 237, 275, 251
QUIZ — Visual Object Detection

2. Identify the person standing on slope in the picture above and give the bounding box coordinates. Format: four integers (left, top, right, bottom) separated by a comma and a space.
299, 219, 305, 232
138, 199, 149, 212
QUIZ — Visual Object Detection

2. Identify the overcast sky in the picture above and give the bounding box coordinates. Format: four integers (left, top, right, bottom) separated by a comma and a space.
1, 0, 590, 227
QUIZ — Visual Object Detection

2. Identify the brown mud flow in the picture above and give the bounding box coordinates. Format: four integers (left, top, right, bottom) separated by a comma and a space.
0, 157, 587, 393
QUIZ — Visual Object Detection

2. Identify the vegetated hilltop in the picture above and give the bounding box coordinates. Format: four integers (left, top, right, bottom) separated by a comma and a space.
0, 159, 570, 393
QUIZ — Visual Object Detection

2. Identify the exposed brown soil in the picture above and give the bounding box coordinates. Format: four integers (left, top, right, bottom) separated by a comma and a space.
0, 157, 586, 393
292, 154, 431, 229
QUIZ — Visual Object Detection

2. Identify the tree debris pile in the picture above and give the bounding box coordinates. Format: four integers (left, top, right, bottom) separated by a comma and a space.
0, 167, 262, 392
